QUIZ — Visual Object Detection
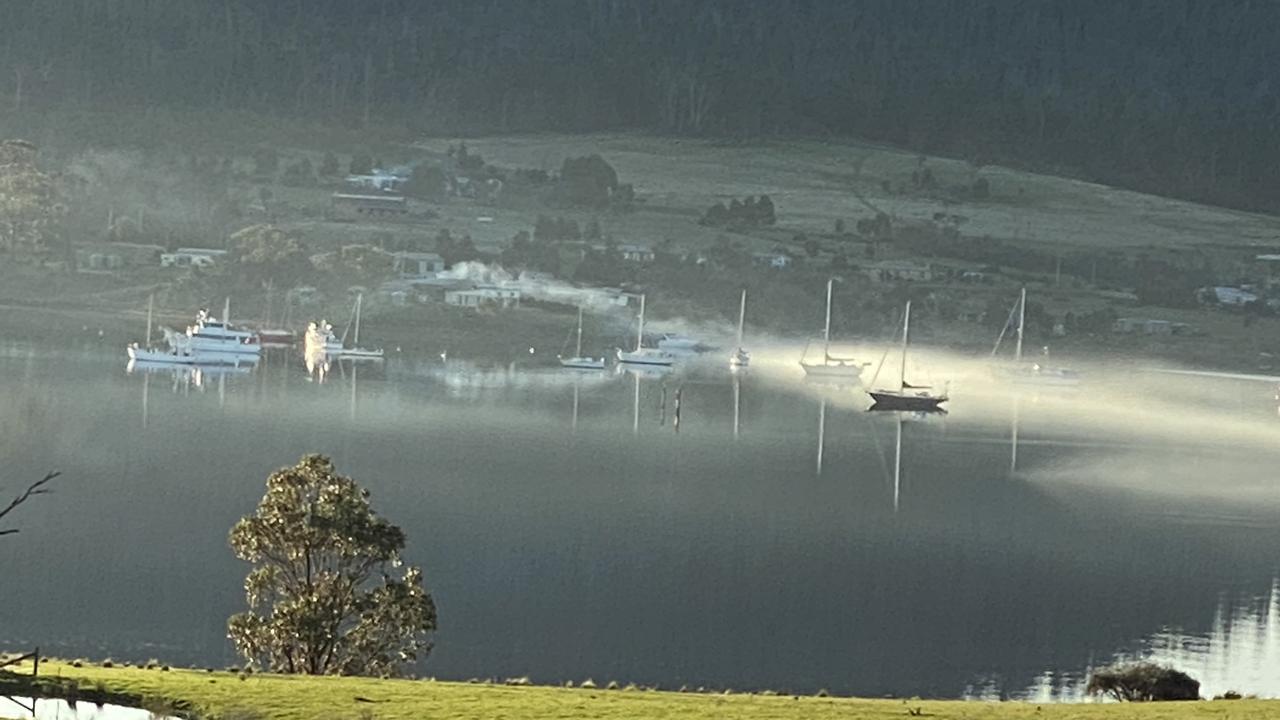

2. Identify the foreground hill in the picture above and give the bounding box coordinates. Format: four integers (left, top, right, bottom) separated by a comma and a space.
3, 661, 1277, 720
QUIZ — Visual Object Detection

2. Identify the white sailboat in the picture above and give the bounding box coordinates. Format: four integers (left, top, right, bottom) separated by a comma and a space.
868, 300, 948, 412
308, 294, 383, 359
729, 288, 750, 368
800, 278, 866, 379
559, 306, 606, 369
126, 294, 200, 365
992, 287, 1080, 386
617, 294, 676, 366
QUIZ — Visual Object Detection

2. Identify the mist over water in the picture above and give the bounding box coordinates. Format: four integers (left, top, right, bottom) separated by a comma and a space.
2, 335, 1279, 698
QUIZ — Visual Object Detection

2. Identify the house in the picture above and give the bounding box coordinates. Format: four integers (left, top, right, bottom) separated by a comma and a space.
866, 260, 933, 282
444, 286, 521, 309
329, 192, 409, 221
345, 169, 407, 192
618, 244, 656, 263
393, 252, 445, 279
75, 242, 164, 272
1199, 285, 1259, 307
161, 247, 227, 268
752, 251, 793, 269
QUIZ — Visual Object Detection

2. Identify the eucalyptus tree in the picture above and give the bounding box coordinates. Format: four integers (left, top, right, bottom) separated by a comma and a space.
228, 454, 437, 677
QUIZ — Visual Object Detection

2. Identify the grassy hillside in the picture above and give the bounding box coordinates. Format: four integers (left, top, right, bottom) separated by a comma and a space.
3, 661, 1277, 720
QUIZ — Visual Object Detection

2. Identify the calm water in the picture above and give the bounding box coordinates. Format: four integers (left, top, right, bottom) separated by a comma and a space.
2, 340, 1280, 698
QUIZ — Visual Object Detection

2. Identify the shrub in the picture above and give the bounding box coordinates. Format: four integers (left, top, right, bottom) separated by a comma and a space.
1216, 690, 1243, 700
605, 680, 620, 690
1086, 663, 1200, 702
101, 658, 114, 668
579, 679, 597, 689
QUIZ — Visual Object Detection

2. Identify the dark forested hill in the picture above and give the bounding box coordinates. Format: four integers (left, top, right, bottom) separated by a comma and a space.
2, 0, 1277, 211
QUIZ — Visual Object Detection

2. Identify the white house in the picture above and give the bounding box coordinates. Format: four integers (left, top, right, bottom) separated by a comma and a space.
618, 244, 656, 263
160, 247, 227, 268
444, 286, 521, 309
866, 260, 933, 282
393, 252, 445, 279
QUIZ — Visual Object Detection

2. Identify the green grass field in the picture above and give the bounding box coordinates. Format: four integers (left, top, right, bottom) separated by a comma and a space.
2, 661, 1276, 720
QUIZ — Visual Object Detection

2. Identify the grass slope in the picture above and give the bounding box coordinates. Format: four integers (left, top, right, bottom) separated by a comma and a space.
4, 661, 1277, 720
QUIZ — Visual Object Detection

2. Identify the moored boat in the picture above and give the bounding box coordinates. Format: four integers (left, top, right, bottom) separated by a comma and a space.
868, 301, 948, 412
617, 294, 676, 367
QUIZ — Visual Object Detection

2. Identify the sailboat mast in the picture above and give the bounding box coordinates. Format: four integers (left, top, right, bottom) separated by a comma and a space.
145, 293, 154, 347
736, 289, 747, 348
899, 301, 911, 391
353, 293, 362, 346
1015, 287, 1026, 362
635, 294, 646, 351
575, 306, 584, 357
223, 297, 231, 324
822, 278, 833, 357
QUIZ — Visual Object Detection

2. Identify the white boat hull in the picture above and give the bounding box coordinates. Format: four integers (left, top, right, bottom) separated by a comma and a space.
560, 356, 606, 370
730, 349, 750, 368
334, 347, 385, 360
801, 361, 863, 379
127, 345, 197, 364
996, 364, 1081, 387
617, 348, 675, 366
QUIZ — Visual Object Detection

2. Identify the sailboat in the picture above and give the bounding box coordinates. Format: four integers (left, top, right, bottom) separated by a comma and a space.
559, 306, 606, 369
992, 287, 1080, 386
306, 294, 382, 359
616, 294, 676, 366
257, 281, 296, 345
800, 278, 866, 379
868, 301, 948, 412
126, 294, 200, 364
729, 289, 750, 368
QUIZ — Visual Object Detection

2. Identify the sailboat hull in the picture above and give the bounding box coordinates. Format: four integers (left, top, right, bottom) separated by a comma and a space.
617, 348, 675, 366
560, 357, 606, 370
995, 364, 1081, 387
800, 361, 863, 379
868, 391, 947, 412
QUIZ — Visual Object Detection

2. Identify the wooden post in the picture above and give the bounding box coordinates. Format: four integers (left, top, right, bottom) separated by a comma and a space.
32, 646, 39, 676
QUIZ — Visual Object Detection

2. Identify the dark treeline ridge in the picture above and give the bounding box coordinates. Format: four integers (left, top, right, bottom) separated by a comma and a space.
3, 0, 1278, 211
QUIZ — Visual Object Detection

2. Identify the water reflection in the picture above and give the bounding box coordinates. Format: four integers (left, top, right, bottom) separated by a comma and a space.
6, 345, 1280, 698
1002, 580, 1280, 700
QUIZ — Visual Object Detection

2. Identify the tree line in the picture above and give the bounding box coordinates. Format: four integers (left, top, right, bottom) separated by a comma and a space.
1, 0, 1278, 211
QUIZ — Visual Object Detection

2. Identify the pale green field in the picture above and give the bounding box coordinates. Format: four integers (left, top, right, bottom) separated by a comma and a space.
3, 661, 1275, 720
416, 133, 1280, 252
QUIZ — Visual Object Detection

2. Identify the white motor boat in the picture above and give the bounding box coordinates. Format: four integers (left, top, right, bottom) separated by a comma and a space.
617, 294, 675, 367
127, 343, 198, 365
178, 301, 261, 356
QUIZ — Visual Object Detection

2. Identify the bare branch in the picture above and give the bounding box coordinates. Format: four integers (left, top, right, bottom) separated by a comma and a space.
0, 471, 60, 536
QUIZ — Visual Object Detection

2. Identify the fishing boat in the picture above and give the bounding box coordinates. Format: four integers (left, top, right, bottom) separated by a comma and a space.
175, 299, 261, 357
729, 289, 750, 369
991, 287, 1081, 386
800, 278, 866, 379
617, 294, 676, 366
868, 301, 948, 412
126, 294, 199, 365
559, 306, 606, 370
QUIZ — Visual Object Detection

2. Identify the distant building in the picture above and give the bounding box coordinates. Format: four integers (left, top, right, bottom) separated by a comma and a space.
329, 192, 409, 221
752, 251, 793, 269
344, 169, 407, 192
393, 252, 445, 279
1112, 317, 1194, 335
866, 260, 933, 282
618, 244, 656, 263
444, 286, 521, 309
161, 247, 227, 268
75, 242, 163, 272
1199, 285, 1259, 307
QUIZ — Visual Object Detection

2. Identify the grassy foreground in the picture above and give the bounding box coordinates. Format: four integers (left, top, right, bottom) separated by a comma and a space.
2, 661, 1277, 720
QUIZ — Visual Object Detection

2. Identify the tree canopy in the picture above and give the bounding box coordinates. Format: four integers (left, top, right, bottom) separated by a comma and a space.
228, 454, 437, 677
0, 140, 65, 255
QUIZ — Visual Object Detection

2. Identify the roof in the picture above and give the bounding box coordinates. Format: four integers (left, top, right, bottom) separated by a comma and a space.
173, 247, 227, 255
394, 251, 443, 260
